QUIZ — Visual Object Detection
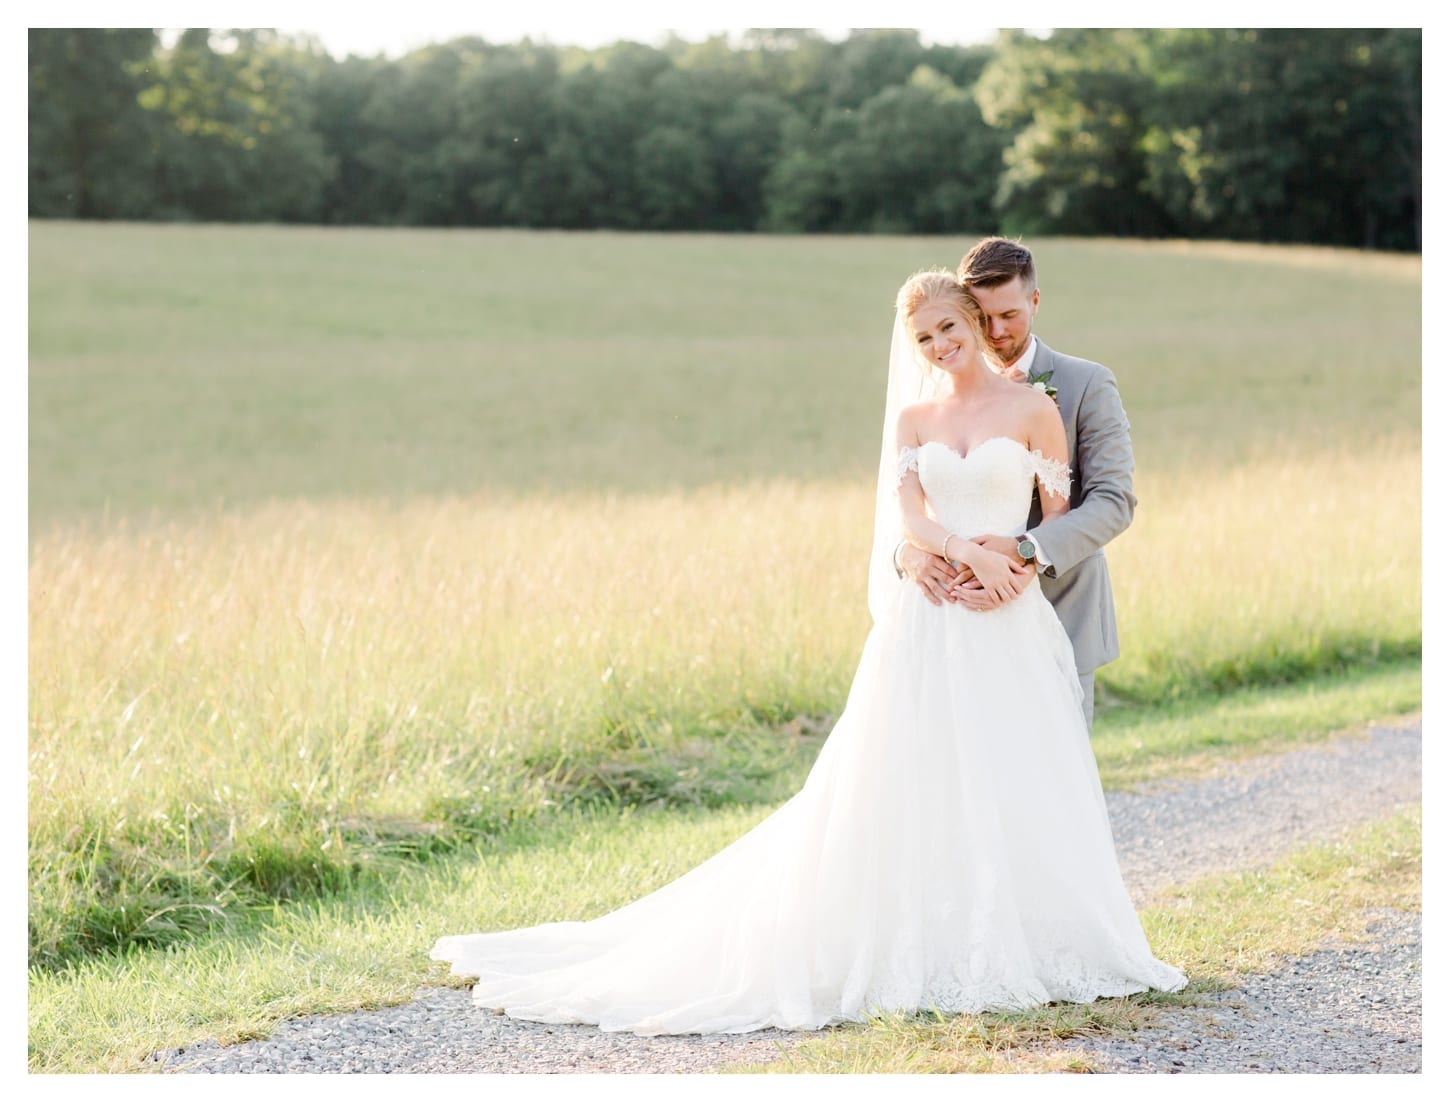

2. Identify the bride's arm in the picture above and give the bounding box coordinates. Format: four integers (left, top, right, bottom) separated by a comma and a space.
1027, 396, 1071, 523
895, 410, 1023, 605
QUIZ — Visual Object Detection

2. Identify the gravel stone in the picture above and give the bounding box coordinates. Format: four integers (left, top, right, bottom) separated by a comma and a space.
150, 990, 804, 1074
1109, 717, 1421, 903
1043, 907, 1421, 1073
155, 719, 1421, 1074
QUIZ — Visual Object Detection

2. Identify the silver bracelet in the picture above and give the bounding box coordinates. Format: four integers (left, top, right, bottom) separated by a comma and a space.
941, 532, 953, 560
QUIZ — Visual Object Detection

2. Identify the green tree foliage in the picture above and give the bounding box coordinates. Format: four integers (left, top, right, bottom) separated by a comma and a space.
28, 28, 162, 218
310, 54, 395, 224
453, 43, 565, 226
1137, 29, 1421, 249
739, 29, 836, 122
144, 30, 329, 220
635, 126, 720, 228
712, 93, 797, 230
27, 27, 1420, 249
826, 29, 935, 109
976, 29, 1175, 236
832, 66, 1007, 233
344, 39, 485, 225
978, 27, 1421, 249
761, 110, 853, 233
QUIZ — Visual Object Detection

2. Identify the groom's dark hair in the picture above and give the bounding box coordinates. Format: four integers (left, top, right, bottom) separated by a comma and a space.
958, 237, 1036, 291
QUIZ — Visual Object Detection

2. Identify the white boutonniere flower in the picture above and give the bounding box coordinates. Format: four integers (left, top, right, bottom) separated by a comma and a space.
1026, 368, 1059, 404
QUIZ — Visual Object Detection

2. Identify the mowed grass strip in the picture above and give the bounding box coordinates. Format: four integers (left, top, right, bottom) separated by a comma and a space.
28, 799, 786, 1073
28, 223, 1418, 515
27, 786, 1419, 1074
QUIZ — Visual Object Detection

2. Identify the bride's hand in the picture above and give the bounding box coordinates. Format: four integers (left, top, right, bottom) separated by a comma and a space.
958, 548, 1023, 606
953, 557, 1035, 610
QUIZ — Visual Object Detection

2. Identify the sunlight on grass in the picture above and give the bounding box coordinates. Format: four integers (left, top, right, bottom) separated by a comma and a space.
28, 797, 1417, 1073
1146, 807, 1420, 981
27, 801, 776, 1073
29, 226, 1420, 984
1110, 440, 1420, 699
28, 441, 1419, 965
1093, 664, 1421, 788
28, 483, 859, 963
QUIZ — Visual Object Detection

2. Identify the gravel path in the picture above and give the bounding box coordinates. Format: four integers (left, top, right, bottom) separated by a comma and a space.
155, 719, 1421, 1074
1043, 906, 1421, 1073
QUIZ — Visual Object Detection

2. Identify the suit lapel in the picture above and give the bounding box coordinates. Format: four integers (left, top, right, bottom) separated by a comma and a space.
1024, 338, 1082, 524
1031, 338, 1077, 459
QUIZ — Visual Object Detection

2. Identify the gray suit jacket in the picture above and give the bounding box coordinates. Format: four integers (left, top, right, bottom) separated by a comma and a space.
1025, 339, 1136, 674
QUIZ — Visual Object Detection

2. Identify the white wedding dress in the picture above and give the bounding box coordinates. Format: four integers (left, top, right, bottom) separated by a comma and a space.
432, 436, 1186, 1034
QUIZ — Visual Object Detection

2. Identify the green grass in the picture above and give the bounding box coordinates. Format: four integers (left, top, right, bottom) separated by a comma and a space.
1092, 658, 1421, 787
29, 224, 1420, 975
28, 751, 1419, 1074
28, 224, 1418, 516
29, 798, 788, 1073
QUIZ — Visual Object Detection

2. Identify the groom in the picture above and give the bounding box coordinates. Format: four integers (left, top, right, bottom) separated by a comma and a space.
896, 237, 1137, 730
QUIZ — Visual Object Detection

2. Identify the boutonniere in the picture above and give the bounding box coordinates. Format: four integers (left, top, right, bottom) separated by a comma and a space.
1026, 368, 1059, 404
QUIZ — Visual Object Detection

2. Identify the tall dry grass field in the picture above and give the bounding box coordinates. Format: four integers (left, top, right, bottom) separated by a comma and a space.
29, 223, 1419, 965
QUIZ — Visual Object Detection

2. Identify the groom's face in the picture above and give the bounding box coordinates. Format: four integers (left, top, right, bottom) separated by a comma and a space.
967, 276, 1039, 368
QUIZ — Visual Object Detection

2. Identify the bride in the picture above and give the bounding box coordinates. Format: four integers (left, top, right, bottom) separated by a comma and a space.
431, 269, 1186, 1035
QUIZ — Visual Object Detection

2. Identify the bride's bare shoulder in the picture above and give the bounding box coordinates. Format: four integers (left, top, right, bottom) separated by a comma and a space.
894, 400, 937, 440
1002, 378, 1056, 415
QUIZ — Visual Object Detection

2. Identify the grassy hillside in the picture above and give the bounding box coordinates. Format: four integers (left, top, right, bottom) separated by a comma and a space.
29, 223, 1418, 514
28, 224, 1420, 969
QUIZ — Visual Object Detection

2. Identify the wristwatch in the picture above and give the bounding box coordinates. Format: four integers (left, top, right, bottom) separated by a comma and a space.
1016, 534, 1037, 564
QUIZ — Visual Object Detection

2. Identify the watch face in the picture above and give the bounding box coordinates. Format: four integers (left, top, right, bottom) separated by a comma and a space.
1018, 539, 1035, 560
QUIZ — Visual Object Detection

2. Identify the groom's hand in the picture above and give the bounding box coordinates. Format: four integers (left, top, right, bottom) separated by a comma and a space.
900, 543, 973, 606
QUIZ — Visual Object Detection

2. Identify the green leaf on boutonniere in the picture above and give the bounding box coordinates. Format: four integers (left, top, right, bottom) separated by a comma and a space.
1026, 368, 1059, 403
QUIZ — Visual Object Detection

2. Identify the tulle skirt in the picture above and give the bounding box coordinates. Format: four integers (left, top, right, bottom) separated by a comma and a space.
431, 578, 1185, 1034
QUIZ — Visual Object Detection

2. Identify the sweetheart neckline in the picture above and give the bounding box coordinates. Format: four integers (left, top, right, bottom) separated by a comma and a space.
915, 436, 1030, 461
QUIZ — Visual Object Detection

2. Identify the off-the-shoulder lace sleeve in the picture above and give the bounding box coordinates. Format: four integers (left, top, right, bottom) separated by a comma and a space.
1030, 450, 1072, 501
895, 446, 920, 485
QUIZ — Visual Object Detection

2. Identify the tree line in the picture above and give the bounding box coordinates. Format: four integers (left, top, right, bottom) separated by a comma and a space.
28, 27, 1421, 250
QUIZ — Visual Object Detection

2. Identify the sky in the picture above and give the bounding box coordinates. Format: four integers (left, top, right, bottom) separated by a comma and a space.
267, 6, 1005, 59
278, 24, 1002, 60
74, 1, 1433, 58
131, 0, 1056, 58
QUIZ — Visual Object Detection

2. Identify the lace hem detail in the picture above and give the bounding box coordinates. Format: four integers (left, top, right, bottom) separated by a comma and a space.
1030, 451, 1071, 501
896, 446, 920, 485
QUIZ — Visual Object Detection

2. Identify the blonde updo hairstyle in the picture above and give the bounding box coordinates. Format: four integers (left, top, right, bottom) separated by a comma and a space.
895, 268, 1003, 374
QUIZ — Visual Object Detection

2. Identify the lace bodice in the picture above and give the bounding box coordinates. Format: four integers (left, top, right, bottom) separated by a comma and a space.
897, 437, 1070, 539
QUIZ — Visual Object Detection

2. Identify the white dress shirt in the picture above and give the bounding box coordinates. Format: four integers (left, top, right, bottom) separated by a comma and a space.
1006, 335, 1039, 381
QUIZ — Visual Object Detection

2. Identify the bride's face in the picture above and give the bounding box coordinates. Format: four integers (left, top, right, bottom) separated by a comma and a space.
910, 300, 978, 374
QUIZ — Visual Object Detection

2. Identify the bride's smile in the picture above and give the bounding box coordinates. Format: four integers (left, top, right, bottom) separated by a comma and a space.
912, 301, 984, 376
